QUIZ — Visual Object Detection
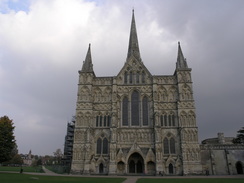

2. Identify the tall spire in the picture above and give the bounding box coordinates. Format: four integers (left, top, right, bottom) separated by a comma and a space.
127, 9, 141, 61
176, 42, 188, 69
81, 43, 94, 73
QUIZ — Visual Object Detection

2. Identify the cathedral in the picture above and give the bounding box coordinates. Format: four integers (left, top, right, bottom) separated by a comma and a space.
70, 11, 203, 175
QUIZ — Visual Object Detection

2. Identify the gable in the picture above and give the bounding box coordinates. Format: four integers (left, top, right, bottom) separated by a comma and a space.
116, 56, 152, 85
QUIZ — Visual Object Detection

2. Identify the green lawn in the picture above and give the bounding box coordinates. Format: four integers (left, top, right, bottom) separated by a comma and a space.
137, 178, 244, 183
0, 173, 126, 183
0, 166, 43, 173
1, 172, 243, 183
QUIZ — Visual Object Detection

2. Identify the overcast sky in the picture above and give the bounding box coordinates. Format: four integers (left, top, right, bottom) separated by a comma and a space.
0, 0, 244, 156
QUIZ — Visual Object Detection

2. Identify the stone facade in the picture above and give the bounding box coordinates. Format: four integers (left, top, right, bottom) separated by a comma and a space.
70, 11, 202, 175
201, 133, 244, 175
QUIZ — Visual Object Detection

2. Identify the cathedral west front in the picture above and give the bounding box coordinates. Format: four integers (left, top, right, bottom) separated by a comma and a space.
70, 10, 206, 175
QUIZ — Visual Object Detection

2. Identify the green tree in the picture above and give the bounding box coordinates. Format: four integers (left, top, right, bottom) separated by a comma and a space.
233, 127, 244, 144
10, 154, 23, 165
0, 116, 16, 163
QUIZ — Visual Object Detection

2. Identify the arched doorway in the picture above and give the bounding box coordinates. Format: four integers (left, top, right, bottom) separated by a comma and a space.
129, 161, 135, 173
169, 163, 174, 174
128, 153, 144, 174
117, 161, 125, 174
99, 163, 104, 173
147, 161, 156, 175
236, 162, 243, 174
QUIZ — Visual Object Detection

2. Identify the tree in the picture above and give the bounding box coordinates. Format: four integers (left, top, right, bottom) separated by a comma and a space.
233, 127, 244, 144
53, 149, 63, 164
0, 116, 16, 163
10, 154, 23, 165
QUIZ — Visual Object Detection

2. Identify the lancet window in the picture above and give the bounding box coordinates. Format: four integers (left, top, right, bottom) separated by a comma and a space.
122, 91, 149, 127
123, 70, 147, 84
131, 90, 140, 126
96, 114, 111, 127
96, 137, 109, 155
160, 112, 176, 127
163, 137, 176, 154
122, 97, 129, 126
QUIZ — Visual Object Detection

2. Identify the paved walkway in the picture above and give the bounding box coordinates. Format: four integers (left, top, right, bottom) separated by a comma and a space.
122, 177, 138, 183
42, 166, 57, 175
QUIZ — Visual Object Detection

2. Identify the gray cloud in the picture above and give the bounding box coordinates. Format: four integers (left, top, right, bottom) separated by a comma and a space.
0, 0, 243, 155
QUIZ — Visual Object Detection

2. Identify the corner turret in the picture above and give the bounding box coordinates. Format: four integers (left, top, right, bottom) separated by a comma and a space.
176, 42, 188, 69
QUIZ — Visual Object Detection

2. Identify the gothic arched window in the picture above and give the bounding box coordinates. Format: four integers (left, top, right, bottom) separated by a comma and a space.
104, 116, 107, 126
97, 137, 109, 155
107, 115, 111, 127
172, 114, 175, 126
164, 115, 167, 126
142, 96, 149, 126
168, 115, 172, 126
136, 72, 140, 83
142, 71, 145, 83
170, 138, 176, 154
122, 97, 129, 126
163, 138, 169, 154
131, 91, 139, 126
97, 138, 102, 154
96, 116, 99, 127
124, 71, 128, 84
129, 71, 133, 84
103, 138, 108, 154
100, 115, 103, 126
161, 113, 167, 126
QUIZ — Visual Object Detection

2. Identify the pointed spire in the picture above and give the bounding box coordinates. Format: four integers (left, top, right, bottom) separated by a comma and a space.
176, 42, 188, 69
127, 9, 141, 61
81, 43, 94, 73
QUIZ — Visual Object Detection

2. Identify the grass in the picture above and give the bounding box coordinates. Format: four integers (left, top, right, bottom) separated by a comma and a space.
137, 178, 244, 183
0, 173, 125, 183
1, 172, 243, 183
0, 166, 44, 173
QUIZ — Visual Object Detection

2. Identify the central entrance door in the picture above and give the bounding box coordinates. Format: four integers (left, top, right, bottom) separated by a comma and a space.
128, 153, 144, 174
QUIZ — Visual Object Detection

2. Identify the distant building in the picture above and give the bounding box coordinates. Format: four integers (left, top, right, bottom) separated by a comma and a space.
201, 133, 244, 175
22, 150, 33, 166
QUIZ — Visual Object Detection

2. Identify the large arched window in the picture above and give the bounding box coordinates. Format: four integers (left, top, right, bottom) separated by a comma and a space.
100, 115, 103, 126
142, 96, 149, 126
97, 138, 102, 154
170, 138, 176, 154
172, 114, 175, 126
97, 137, 109, 155
104, 116, 107, 126
107, 115, 111, 127
124, 72, 127, 84
103, 138, 108, 154
142, 71, 145, 83
129, 71, 133, 83
122, 97, 129, 126
168, 115, 172, 126
136, 72, 140, 83
96, 116, 99, 127
163, 138, 169, 154
163, 137, 176, 154
131, 91, 139, 126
